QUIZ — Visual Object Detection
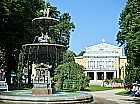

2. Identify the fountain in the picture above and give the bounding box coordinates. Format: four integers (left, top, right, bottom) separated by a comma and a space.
0, 3, 93, 104
22, 5, 64, 95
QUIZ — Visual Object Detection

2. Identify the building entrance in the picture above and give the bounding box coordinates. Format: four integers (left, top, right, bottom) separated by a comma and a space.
97, 72, 104, 80
87, 72, 94, 80
106, 72, 114, 79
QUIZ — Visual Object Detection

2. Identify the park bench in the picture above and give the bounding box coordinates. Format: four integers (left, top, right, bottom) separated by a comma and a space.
0, 82, 8, 91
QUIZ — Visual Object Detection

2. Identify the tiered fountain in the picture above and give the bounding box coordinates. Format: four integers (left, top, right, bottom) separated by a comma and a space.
0, 4, 93, 104
22, 5, 65, 95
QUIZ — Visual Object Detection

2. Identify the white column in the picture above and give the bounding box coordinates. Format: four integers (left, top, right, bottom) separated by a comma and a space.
94, 72, 97, 80
114, 71, 116, 78
104, 72, 106, 80
85, 72, 87, 76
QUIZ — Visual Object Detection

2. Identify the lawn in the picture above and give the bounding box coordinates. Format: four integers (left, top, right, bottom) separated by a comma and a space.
83, 85, 115, 92
115, 91, 131, 96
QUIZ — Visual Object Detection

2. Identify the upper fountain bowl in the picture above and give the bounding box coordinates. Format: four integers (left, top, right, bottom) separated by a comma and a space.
32, 17, 59, 27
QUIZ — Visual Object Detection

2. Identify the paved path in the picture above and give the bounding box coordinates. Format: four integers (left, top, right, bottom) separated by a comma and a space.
87, 89, 140, 104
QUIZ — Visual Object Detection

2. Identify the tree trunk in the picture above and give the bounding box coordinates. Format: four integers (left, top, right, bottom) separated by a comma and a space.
28, 60, 32, 85
5, 48, 15, 85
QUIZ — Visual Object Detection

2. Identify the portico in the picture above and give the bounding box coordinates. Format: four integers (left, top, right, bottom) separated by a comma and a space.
86, 71, 116, 80
75, 42, 127, 85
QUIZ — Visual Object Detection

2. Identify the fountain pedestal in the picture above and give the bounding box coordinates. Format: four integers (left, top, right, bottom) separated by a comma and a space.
32, 88, 53, 95
31, 63, 54, 95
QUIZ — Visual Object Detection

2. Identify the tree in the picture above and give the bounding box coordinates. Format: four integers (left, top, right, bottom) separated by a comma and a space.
63, 50, 76, 63
0, 0, 75, 85
17, 49, 24, 84
55, 50, 89, 91
116, 0, 140, 88
0, 47, 6, 81
0, 0, 45, 84
49, 12, 75, 47
77, 50, 85, 56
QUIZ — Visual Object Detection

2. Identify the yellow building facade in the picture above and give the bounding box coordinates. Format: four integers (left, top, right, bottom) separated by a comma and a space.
75, 42, 127, 85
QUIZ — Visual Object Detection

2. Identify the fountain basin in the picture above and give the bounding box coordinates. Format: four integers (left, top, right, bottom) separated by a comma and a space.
0, 90, 93, 103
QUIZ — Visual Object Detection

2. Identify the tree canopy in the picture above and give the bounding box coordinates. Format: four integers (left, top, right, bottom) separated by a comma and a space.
0, 0, 75, 84
0, 0, 45, 84
63, 50, 76, 63
55, 50, 89, 91
116, 0, 140, 88
0, 0, 45, 47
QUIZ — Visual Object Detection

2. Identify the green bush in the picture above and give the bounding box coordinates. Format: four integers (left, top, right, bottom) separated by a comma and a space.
55, 62, 89, 91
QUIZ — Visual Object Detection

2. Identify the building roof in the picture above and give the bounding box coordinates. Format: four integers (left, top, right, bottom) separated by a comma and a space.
83, 42, 123, 57
86, 43, 121, 50
74, 56, 83, 59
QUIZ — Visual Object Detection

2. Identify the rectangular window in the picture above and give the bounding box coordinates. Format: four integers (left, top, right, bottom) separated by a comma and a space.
106, 61, 108, 68
97, 72, 104, 80
88, 61, 94, 68
108, 61, 111, 68
88, 61, 90, 68
102, 61, 104, 68
97, 61, 99, 68
112, 61, 114, 68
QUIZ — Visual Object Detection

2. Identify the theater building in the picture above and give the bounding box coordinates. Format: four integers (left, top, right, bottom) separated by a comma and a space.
75, 42, 127, 85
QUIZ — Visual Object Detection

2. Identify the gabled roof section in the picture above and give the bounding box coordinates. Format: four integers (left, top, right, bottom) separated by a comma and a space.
86, 43, 121, 51
84, 42, 123, 57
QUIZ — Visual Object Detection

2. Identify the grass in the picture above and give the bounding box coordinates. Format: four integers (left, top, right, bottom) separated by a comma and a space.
83, 85, 115, 92
115, 91, 131, 96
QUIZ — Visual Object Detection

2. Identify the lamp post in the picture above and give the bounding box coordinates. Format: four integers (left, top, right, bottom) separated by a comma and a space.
11, 70, 16, 84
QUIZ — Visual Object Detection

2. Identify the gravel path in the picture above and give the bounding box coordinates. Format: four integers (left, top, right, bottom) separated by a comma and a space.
87, 89, 140, 104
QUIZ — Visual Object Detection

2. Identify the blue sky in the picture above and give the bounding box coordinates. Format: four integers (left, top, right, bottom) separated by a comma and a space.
48, 0, 127, 54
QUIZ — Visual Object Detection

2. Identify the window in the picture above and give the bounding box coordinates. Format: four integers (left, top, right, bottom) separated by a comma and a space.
97, 61, 99, 68
87, 72, 94, 80
112, 61, 114, 68
97, 72, 104, 80
108, 61, 112, 68
88, 61, 94, 69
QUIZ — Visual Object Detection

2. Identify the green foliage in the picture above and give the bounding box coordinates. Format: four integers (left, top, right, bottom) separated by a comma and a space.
0, 0, 45, 83
55, 62, 89, 91
55, 50, 89, 91
104, 78, 124, 84
116, 91, 131, 96
49, 13, 75, 47
117, 0, 140, 57
111, 78, 124, 83
0, 0, 75, 84
17, 49, 24, 81
124, 65, 140, 89
63, 50, 76, 63
0, 48, 6, 71
77, 51, 85, 56
0, 0, 45, 46
85, 85, 114, 92
116, 0, 140, 88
